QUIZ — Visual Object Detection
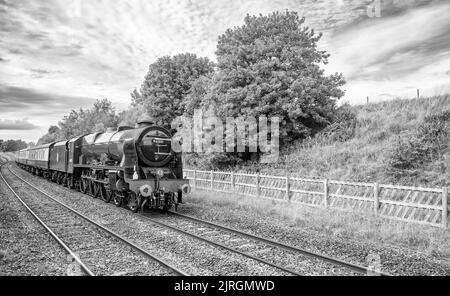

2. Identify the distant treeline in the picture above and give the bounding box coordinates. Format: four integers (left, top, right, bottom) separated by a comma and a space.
0, 139, 28, 152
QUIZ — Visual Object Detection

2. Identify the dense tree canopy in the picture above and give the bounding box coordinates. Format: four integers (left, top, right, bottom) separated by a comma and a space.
118, 104, 147, 127
183, 75, 214, 116
204, 11, 346, 144
135, 53, 215, 126
37, 99, 119, 145
0, 139, 27, 152
36, 126, 61, 145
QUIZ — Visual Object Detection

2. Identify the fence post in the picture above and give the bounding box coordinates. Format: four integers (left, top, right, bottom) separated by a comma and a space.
323, 179, 329, 208
286, 173, 291, 202
231, 172, 235, 193
374, 183, 380, 215
256, 174, 261, 198
193, 170, 197, 189
442, 187, 448, 228
210, 171, 214, 189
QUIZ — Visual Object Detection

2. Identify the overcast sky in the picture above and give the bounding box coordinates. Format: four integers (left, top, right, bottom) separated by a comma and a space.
1, 0, 449, 142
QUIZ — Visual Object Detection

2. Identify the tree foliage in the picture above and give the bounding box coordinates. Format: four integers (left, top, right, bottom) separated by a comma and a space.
37, 98, 120, 145
319, 103, 358, 143
208, 11, 345, 145
34, 10, 347, 170
118, 104, 147, 127
135, 53, 215, 126
0, 139, 28, 152
37, 126, 61, 146
183, 75, 214, 116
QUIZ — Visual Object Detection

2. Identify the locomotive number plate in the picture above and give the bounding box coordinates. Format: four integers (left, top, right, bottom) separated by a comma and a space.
152, 139, 169, 144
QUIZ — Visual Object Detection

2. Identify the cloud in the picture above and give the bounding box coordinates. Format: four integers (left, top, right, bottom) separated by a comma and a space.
30, 69, 50, 74
0, 118, 38, 130
325, 1, 450, 102
0, 0, 449, 140
0, 85, 94, 114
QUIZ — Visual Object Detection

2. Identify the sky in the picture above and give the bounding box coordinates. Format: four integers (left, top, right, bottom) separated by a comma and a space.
1, 0, 450, 142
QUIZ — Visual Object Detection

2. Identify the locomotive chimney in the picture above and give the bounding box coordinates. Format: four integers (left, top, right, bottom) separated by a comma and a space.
136, 117, 155, 128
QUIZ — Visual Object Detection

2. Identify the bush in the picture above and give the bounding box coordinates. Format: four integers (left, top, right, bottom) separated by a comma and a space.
321, 103, 357, 142
387, 110, 450, 173
297, 103, 357, 148
184, 152, 244, 170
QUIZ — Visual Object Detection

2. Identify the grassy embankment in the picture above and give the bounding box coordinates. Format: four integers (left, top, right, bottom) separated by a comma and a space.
189, 188, 450, 259
189, 95, 450, 256
247, 94, 450, 188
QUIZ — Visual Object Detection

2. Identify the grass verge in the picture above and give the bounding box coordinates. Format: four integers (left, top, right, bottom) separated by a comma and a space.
189, 189, 450, 260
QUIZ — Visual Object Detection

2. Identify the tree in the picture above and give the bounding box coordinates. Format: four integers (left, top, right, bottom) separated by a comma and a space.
212, 10, 345, 145
136, 53, 215, 126
183, 75, 214, 116
57, 98, 119, 139
130, 89, 142, 103
37, 99, 120, 144
37, 126, 61, 145
82, 98, 120, 133
118, 104, 147, 127
0, 139, 27, 152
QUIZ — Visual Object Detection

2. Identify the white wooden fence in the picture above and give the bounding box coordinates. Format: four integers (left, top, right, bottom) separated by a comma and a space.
183, 170, 450, 228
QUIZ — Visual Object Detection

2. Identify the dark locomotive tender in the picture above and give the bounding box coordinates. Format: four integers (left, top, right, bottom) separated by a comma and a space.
15, 120, 191, 212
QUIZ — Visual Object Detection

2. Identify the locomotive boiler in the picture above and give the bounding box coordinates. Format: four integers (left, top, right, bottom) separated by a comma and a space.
16, 119, 191, 213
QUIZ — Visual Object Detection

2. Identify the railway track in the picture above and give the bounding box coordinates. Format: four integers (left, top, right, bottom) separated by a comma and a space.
7, 164, 300, 276
0, 163, 187, 276
138, 210, 305, 276
140, 211, 388, 276
164, 212, 391, 276
7, 163, 390, 276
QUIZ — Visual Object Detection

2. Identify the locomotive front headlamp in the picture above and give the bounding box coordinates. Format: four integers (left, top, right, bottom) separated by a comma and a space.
156, 169, 165, 178
140, 185, 153, 197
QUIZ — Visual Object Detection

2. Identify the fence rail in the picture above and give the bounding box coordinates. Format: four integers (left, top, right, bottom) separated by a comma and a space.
183, 169, 450, 228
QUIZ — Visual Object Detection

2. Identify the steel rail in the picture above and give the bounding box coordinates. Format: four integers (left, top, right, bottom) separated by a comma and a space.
5, 165, 189, 276
8, 163, 388, 276
168, 211, 391, 276
0, 163, 94, 276
136, 213, 303, 276
10, 165, 302, 276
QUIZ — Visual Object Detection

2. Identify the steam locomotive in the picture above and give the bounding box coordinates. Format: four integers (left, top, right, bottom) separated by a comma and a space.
15, 120, 191, 212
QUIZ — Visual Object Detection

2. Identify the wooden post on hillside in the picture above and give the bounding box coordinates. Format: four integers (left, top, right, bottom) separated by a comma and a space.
367, 96, 369, 105
417, 89, 420, 99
